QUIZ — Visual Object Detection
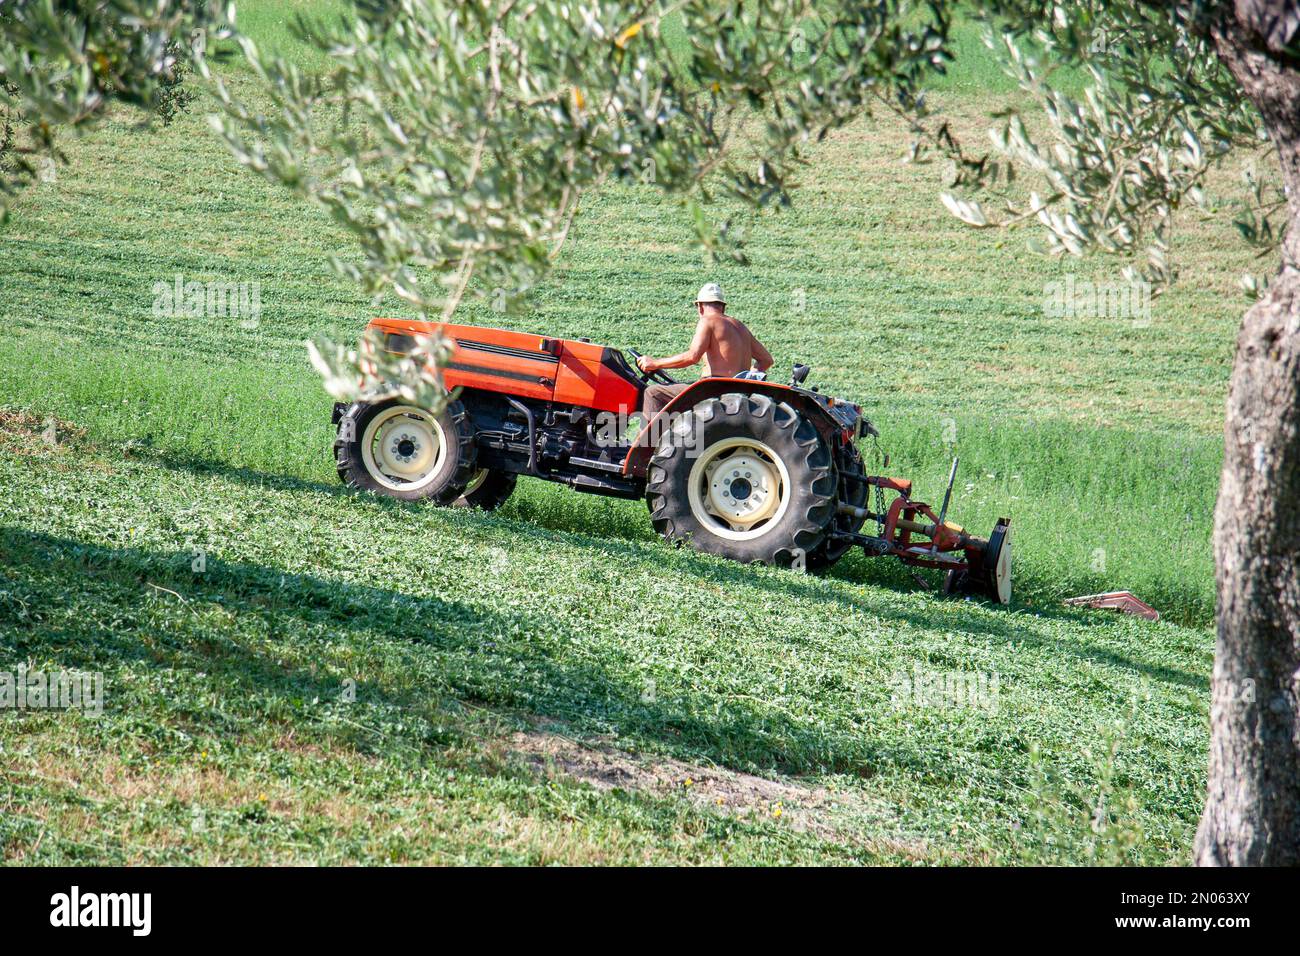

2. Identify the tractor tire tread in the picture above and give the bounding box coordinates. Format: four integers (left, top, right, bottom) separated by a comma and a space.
456, 469, 517, 510
644, 392, 836, 567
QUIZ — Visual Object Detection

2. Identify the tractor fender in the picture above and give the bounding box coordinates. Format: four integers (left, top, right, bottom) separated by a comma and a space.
622, 377, 845, 478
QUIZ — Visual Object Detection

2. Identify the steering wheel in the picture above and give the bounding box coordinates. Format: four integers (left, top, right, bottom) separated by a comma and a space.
625, 348, 677, 386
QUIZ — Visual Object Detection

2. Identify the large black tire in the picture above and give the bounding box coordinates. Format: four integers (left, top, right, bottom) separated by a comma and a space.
645, 392, 837, 566
806, 441, 868, 571
456, 468, 517, 510
334, 399, 477, 503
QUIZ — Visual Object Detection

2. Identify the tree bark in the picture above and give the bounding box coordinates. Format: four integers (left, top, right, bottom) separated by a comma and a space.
1197, 4, 1300, 865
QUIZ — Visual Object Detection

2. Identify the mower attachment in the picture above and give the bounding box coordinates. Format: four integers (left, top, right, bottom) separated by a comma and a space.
944, 518, 1012, 605
830, 463, 1012, 604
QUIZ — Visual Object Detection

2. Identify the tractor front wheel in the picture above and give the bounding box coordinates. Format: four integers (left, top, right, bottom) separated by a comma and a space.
334, 399, 477, 503
646, 393, 836, 566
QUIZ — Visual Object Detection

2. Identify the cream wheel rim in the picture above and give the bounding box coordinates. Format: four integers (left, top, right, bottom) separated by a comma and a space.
687, 437, 791, 541
360, 406, 448, 492
463, 468, 489, 496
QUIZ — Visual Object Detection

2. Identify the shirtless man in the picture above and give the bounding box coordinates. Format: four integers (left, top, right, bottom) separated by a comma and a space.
636, 282, 774, 421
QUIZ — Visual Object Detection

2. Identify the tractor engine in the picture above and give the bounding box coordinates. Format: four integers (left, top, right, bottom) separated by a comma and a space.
461, 389, 640, 498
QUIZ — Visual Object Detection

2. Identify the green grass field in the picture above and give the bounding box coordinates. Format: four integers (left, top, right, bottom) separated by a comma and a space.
0, 3, 1253, 864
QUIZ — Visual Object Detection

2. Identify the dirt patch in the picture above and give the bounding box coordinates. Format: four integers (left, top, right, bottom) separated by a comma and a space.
508, 723, 887, 845
0, 408, 105, 466
0, 408, 81, 449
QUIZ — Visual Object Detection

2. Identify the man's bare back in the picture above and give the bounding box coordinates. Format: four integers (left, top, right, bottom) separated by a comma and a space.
699, 312, 760, 378
636, 302, 772, 379
636, 284, 774, 421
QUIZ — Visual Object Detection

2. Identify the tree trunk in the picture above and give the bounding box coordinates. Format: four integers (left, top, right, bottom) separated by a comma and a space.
1197, 266, 1300, 865
1197, 6, 1300, 865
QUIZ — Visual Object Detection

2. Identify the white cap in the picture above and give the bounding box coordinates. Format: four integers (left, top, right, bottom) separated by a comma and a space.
695, 282, 725, 305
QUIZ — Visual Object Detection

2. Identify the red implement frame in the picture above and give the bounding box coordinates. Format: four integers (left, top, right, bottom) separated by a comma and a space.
851, 476, 972, 569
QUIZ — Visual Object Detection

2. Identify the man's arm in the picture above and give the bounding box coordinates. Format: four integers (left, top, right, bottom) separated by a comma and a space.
749, 328, 773, 372
638, 316, 712, 372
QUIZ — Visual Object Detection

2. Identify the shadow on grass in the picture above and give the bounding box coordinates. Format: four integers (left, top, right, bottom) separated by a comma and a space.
0, 527, 905, 777
142, 432, 1211, 629
496, 480, 1213, 629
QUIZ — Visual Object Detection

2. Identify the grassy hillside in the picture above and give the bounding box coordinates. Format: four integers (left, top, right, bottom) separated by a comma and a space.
0, 3, 1249, 864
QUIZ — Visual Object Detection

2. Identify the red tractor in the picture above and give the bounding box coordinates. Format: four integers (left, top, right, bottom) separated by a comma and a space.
332, 318, 1011, 603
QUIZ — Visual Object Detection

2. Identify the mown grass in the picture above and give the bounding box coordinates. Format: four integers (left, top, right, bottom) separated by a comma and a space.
1, 428, 1206, 863
0, 1, 1244, 864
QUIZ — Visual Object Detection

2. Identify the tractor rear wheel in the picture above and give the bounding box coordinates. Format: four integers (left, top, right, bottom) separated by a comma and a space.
646, 392, 836, 566
334, 399, 477, 503
806, 441, 868, 571
456, 468, 517, 510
